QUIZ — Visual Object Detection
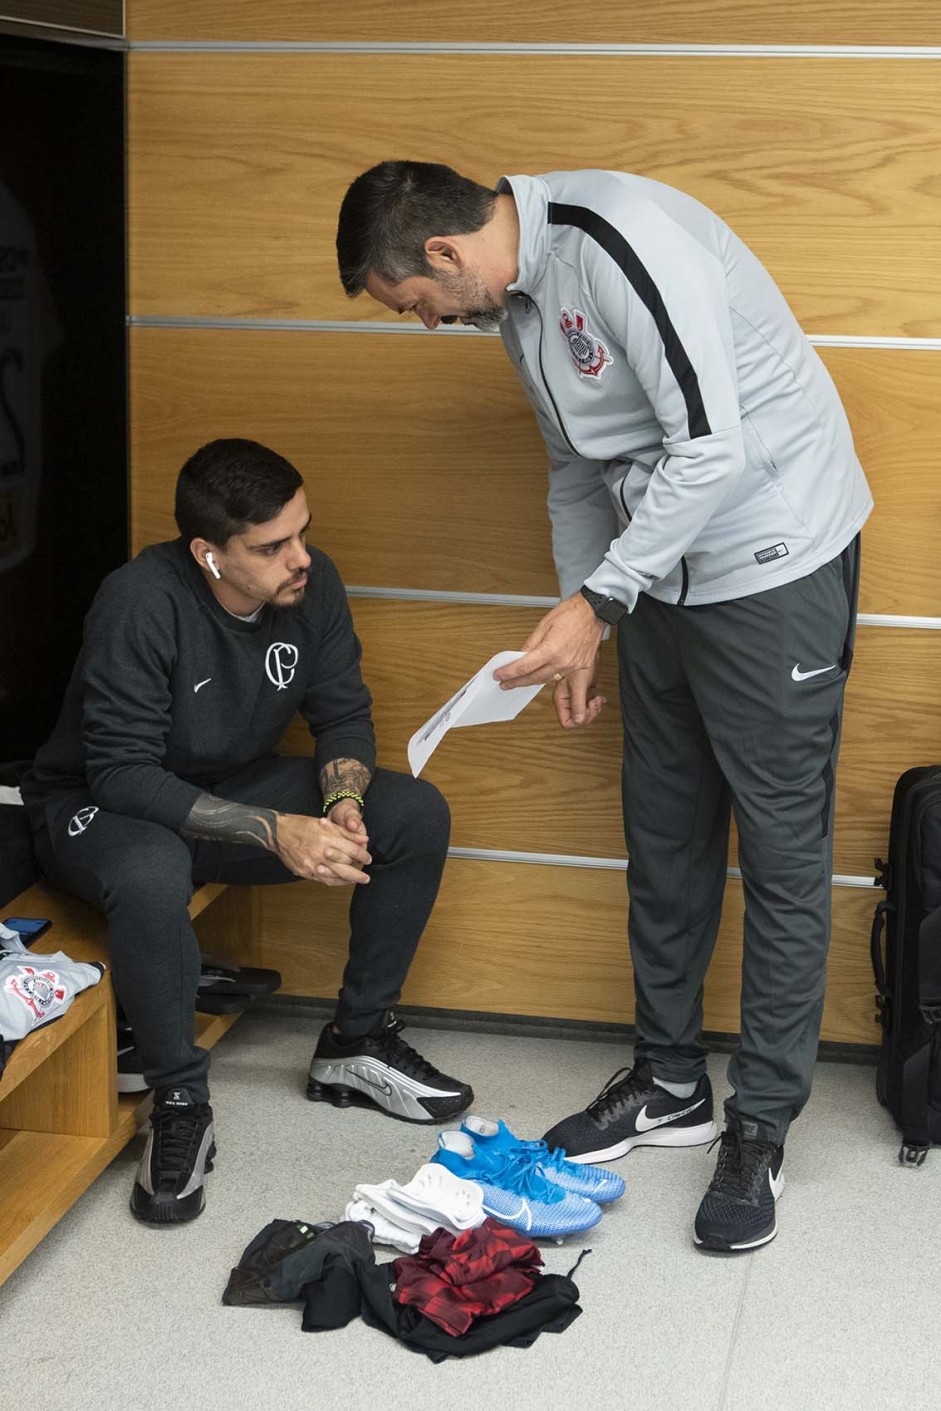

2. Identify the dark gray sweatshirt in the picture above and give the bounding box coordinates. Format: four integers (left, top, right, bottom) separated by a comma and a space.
23, 539, 375, 830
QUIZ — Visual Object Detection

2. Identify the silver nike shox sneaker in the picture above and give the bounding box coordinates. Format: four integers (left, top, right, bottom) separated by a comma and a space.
542, 1060, 717, 1164
307, 1013, 473, 1124
130, 1086, 215, 1224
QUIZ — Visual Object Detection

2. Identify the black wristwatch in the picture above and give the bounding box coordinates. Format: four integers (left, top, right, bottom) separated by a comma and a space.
580, 585, 628, 625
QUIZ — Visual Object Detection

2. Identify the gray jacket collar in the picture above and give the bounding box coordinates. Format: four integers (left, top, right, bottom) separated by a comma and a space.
498, 173, 551, 296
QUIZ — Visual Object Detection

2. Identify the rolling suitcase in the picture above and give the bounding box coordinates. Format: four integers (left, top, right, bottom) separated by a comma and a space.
871, 766, 941, 1164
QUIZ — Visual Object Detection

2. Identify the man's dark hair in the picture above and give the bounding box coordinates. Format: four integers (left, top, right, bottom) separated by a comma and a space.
174, 438, 304, 547
336, 161, 498, 297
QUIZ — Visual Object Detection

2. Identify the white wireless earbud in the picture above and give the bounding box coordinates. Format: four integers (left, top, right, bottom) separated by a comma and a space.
206, 552, 221, 581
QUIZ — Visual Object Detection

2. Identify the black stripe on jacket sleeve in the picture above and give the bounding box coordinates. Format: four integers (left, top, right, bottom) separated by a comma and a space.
548, 201, 712, 441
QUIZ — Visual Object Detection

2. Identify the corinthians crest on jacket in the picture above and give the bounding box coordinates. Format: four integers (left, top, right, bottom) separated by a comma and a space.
560, 307, 612, 379
5, 964, 66, 1019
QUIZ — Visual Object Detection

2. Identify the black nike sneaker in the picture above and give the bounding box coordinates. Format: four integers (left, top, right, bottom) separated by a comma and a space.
541, 1059, 718, 1163
306, 1013, 474, 1124
694, 1116, 785, 1253
130, 1086, 215, 1225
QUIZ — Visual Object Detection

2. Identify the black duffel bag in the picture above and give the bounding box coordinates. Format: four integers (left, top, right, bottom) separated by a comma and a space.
872, 766, 941, 1165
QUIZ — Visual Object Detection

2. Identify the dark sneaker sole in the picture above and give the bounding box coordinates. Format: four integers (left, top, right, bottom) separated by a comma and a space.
197, 965, 281, 997
194, 994, 256, 1015
566, 1118, 719, 1164
694, 1221, 778, 1253
129, 1145, 216, 1225
306, 1078, 471, 1125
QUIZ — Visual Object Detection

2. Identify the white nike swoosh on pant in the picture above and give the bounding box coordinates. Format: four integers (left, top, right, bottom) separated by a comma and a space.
194, 678, 212, 693
635, 1097, 706, 1132
791, 664, 837, 682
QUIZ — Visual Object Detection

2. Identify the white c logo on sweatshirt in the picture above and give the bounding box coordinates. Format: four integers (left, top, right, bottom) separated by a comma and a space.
67, 806, 99, 837
265, 642, 299, 691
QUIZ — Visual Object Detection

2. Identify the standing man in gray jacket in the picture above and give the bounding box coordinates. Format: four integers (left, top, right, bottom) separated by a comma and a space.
336, 162, 872, 1252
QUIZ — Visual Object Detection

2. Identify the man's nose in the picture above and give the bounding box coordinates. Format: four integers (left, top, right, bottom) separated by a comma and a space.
290, 543, 312, 570
419, 310, 440, 330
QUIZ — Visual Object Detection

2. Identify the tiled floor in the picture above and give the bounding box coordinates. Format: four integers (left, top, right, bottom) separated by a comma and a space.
1, 1009, 937, 1411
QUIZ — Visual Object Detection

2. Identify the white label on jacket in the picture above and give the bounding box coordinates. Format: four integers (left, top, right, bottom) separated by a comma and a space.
754, 542, 789, 564
560, 306, 612, 379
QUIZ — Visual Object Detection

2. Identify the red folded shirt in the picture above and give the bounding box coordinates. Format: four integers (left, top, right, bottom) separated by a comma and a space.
392, 1218, 544, 1337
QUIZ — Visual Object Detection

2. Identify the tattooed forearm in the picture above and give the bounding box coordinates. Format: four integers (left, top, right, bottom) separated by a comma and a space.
319, 758, 373, 803
182, 793, 280, 852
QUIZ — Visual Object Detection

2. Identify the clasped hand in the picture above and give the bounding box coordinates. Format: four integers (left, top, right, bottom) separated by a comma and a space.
275, 807, 371, 886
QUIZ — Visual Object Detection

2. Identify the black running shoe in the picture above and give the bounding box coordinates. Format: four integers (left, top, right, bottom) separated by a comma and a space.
130, 1086, 215, 1225
694, 1117, 785, 1253
307, 1013, 473, 1124
542, 1060, 718, 1163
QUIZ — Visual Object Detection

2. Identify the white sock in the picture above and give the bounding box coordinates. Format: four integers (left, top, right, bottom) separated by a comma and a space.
351, 1181, 442, 1236
393, 1164, 485, 1230
653, 1076, 697, 1099
345, 1198, 420, 1254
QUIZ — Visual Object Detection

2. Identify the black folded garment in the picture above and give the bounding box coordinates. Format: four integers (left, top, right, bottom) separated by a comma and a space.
224, 1218, 584, 1362
222, 1219, 343, 1306
196, 962, 282, 1014
350, 1264, 582, 1362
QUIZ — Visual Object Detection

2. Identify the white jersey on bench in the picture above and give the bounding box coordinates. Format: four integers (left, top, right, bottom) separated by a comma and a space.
0, 928, 104, 1043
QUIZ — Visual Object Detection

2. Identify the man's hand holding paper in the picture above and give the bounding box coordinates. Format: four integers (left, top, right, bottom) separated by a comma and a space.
492, 593, 606, 729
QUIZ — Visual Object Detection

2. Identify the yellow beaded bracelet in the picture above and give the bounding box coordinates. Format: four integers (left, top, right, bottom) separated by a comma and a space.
323, 789, 365, 814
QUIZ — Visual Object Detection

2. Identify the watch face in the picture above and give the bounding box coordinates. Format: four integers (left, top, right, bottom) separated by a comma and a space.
581, 585, 625, 623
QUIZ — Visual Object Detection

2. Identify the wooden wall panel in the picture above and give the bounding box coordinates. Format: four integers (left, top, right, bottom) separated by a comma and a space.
128, 328, 556, 596
127, 18, 940, 1046
276, 603, 941, 881
127, 54, 941, 337
836, 627, 941, 873
831, 347, 941, 618
129, 329, 941, 618
127, 0, 941, 46
252, 860, 880, 1044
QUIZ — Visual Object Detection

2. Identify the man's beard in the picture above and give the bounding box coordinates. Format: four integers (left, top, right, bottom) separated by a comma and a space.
272, 574, 308, 607
461, 307, 506, 333
438, 269, 506, 333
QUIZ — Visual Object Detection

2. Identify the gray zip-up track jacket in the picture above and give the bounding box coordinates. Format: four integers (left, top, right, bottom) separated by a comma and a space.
498, 170, 873, 609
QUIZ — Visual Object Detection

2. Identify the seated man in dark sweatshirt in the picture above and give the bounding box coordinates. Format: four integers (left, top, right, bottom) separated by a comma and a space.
21, 437, 473, 1226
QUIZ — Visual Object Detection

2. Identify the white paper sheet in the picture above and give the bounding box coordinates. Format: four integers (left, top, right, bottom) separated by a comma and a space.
407, 650, 546, 777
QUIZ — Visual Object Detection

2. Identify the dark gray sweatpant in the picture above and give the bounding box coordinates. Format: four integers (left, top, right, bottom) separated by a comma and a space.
619, 542, 860, 1144
30, 760, 450, 1103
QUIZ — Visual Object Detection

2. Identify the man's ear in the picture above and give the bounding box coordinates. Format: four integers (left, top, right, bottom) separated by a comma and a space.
189, 536, 218, 573
424, 236, 465, 272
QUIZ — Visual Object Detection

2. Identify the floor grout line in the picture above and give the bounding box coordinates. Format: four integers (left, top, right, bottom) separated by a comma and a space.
716, 1255, 755, 1411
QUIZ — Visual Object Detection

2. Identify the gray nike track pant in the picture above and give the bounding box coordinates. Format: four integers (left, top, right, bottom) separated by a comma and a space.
618, 541, 860, 1144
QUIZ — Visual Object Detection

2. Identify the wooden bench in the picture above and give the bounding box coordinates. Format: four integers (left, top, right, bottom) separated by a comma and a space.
0, 878, 249, 1285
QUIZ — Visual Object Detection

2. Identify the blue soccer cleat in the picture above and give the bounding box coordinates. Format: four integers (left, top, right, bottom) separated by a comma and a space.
461, 1114, 625, 1205
431, 1131, 602, 1239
